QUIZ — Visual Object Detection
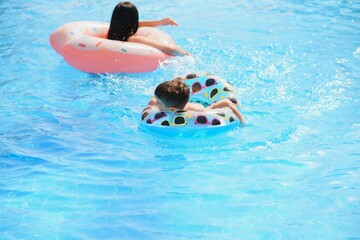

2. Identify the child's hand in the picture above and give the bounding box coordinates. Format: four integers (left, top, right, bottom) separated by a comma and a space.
161, 17, 179, 26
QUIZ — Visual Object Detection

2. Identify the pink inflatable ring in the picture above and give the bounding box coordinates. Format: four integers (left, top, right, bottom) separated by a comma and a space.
49, 21, 175, 73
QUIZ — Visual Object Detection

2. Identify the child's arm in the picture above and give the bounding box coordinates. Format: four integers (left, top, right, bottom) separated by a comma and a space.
139, 18, 179, 28
184, 102, 205, 111
207, 99, 245, 125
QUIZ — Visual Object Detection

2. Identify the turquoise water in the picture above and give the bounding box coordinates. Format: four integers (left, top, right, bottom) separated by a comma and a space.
1, 0, 360, 239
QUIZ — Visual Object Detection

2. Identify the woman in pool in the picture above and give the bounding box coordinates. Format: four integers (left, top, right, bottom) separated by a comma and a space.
108, 1, 192, 56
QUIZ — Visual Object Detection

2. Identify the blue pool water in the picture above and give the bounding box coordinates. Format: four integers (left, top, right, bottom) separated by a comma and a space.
1, 0, 360, 239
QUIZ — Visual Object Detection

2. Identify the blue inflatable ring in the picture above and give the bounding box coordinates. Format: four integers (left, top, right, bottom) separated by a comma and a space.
140, 73, 242, 137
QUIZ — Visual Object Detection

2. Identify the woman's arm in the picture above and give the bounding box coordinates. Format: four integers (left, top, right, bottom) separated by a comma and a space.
128, 35, 191, 56
139, 17, 179, 28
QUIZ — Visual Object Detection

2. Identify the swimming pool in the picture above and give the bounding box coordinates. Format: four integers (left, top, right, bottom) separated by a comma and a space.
1, 0, 359, 239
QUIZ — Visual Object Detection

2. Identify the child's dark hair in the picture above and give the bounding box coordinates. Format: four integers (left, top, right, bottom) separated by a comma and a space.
155, 79, 190, 110
107, 2, 139, 41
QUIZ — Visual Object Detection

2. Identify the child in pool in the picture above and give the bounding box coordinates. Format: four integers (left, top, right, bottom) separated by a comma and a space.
147, 78, 245, 125
108, 1, 191, 56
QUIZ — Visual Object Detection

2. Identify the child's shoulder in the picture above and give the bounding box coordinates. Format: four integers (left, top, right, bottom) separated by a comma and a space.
147, 96, 158, 107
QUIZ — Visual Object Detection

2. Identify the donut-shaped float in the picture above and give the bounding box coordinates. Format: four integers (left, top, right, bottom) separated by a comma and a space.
49, 21, 175, 73
140, 73, 242, 137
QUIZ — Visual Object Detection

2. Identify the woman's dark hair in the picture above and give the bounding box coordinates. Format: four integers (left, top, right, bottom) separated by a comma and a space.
155, 79, 190, 110
107, 2, 139, 41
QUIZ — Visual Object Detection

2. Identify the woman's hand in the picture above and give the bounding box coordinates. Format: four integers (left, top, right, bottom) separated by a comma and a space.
161, 17, 179, 26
